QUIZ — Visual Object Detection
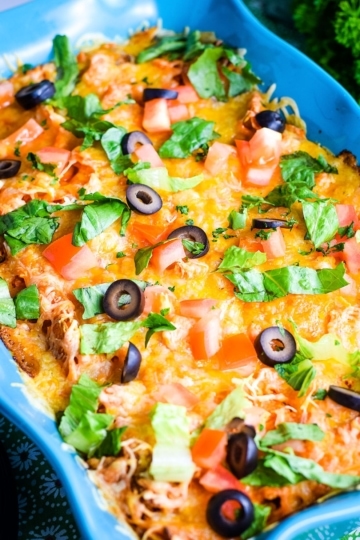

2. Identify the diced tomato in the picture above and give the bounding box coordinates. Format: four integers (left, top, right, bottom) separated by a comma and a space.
43, 233, 98, 280
131, 222, 171, 244
199, 464, 241, 493
218, 333, 258, 371
179, 298, 217, 319
236, 127, 281, 186
168, 104, 190, 123
36, 147, 71, 175
143, 285, 176, 315
0, 81, 14, 109
336, 204, 359, 229
1, 118, 44, 147
204, 142, 236, 176
142, 98, 171, 133
174, 85, 199, 103
151, 239, 186, 273
188, 309, 220, 359
156, 382, 199, 408
192, 429, 227, 469
260, 227, 286, 259
341, 237, 360, 274
134, 143, 164, 168
340, 273, 357, 296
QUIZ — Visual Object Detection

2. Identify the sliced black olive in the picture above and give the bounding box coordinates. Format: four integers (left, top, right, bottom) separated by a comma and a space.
121, 342, 142, 383
15, 80, 55, 109
0, 160, 21, 179
252, 218, 289, 229
103, 279, 144, 321
167, 225, 209, 259
225, 417, 256, 439
126, 184, 162, 215
226, 433, 258, 479
206, 489, 254, 538
255, 109, 286, 133
143, 88, 178, 102
328, 386, 360, 412
121, 130, 153, 154
254, 327, 296, 367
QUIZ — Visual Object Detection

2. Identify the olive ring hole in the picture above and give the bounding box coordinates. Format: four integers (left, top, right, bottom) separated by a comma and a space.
136, 191, 153, 205
117, 291, 132, 309
220, 500, 242, 522
270, 338, 285, 352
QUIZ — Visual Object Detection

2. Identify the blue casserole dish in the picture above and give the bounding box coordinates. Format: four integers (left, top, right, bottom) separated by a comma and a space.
1, 1, 360, 538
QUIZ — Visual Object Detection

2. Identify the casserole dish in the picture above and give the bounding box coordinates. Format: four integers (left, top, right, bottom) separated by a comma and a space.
1, 1, 360, 539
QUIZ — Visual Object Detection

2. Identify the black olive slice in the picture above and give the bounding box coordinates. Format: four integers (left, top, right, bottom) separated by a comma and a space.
206, 489, 254, 538
121, 342, 142, 383
328, 386, 360, 412
167, 225, 209, 259
121, 130, 153, 154
126, 184, 162, 215
252, 218, 289, 229
103, 279, 144, 321
225, 418, 256, 439
254, 327, 296, 367
0, 160, 21, 179
255, 109, 286, 133
143, 88, 178, 102
15, 80, 55, 109
226, 433, 258, 479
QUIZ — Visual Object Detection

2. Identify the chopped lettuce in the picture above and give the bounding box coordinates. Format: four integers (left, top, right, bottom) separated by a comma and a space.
150, 403, 195, 482
125, 165, 204, 192
261, 422, 325, 447
295, 330, 350, 365
205, 385, 251, 430
302, 200, 339, 248
241, 503, 271, 540
0, 278, 16, 328
53, 34, 79, 99
159, 117, 219, 158
274, 353, 316, 397
14, 284, 40, 320
217, 246, 266, 272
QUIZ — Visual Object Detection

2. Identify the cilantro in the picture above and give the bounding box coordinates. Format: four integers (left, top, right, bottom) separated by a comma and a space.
134, 240, 169, 275
338, 221, 356, 238
312, 389, 328, 400
212, 227, 228, 239
275, 352, 316, 397
254, 229, 275, 240
27, 152, 57, 178
222, 233, 236, 239
185, 219, 194, 226
316, 242, 344, 256
19, 63, 33, 74
116, 251, 126, 258
14, 141, 22, 157
176, 205, 189, 215
52, 34, 79, 99
182, 239, 205, 255
168, 286, 175, 292
159, 117, 219, 159
14, 284, 40, 320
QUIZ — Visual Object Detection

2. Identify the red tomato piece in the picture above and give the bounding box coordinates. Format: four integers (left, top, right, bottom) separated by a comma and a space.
36, 147, 71, 174
1, 118, 43, 147
142, 98, 171, 133
174, 85, 199, 103
156, 382, 199, 408
179, 298, 217, 319
168, 104, 190, 123
341, 238, 360, 274
43, 233, 98, 280
143, 285, 176, 315
204, 142, 236, 176
236, 127, 281, 186
134, 143, 164, 168
260, 227, 286, 259
150, 239, 186, 273
218, 333, 258, 371
188, 309, 220, 359
0, 81, 14, 109
192, 429, 227, 469
336, 204, 359, 229
199, 464, 241, 493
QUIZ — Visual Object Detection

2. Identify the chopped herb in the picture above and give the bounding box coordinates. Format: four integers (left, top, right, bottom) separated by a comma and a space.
316, 242, 344, 256
182, 239, 205, 255
222, 233, 236, 239
168, 286, 175, 292
40, 119, 47, 127
185, 219, 194, 226
298, 248, 313, 255
27, 152, 57, 178
116, 251, 126, 258
212, 227, 228, 238
313, 389, 328, 400
159, 117, 220, 159
134, 240, 169, 275
338, 222, 356, 238
241, 194, 274, 212
254, 229, 275, 241
14, 141, 22, 157
20, 63, 33, 74
176, 205, 189, 215
160, 308, 170, 316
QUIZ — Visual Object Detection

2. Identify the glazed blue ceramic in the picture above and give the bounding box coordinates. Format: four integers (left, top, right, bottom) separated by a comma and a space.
1, 1, 360, 539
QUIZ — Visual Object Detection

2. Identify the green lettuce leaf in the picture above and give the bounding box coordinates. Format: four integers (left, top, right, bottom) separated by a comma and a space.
159, 117, 219, 158
222, 66, 254, 97
261, 422, 325, 447
265, 182, 320, 208
188, 47, 226, 99
295, 331, 350, 365
302, 200, 339, 248
136, 34, 187, 63
142, 312, 176, 347
217, 246, 266, 272
125, 166, 204, 192
205, 385, 251, 429
94, 426, 126, 458
27, 152, 57, 178
241, 503, 271, 540
149, 403, 195, 482
65, 411, 114, 456
53, 34, 79, 99
227, 209, 247, 230
280, 151, 338, 188
0, 278, 16, 328
134, 240, 169, 275
14, 284, 40, 320
274, 353, 316, 397
242, 459, 296, 487
100, 126, 131, 174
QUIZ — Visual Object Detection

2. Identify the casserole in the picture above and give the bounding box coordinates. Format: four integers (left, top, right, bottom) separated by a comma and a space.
1, 1, 360, 539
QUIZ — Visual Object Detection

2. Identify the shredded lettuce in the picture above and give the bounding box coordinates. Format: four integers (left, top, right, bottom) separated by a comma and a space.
217, 246, 266, 272
295, 330, 350, 365
150, 403, 195, 482
0, 278, 16, 328
14, 284, 40, 320
261, 422, 325, 447
125, 166, 204, 192
205, 385, 251, 430
159, 117, 219, 158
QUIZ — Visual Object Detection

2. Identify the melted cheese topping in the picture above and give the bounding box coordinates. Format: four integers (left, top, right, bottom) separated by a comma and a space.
1, 29, 360, 540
